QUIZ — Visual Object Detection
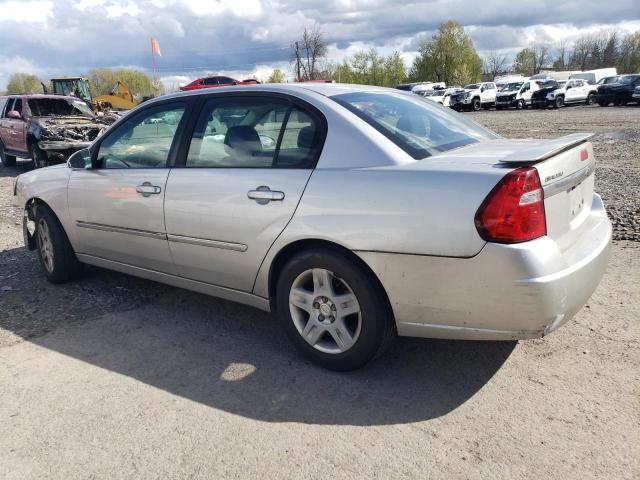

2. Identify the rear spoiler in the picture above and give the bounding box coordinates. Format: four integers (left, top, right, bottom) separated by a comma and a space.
499, 133, 593, 163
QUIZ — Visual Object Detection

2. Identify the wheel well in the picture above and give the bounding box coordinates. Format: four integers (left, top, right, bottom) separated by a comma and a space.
267, 239, 395, 321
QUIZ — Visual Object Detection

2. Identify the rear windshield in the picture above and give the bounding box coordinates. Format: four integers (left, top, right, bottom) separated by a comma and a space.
27, 98, 94, 117
332, 91, 498, 160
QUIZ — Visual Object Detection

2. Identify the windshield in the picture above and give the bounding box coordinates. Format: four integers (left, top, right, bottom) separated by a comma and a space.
498, 82, 523, 92
28, 98, 94, 117
557, 81, 567, 88
332, 91, 498, 160
464, 83, 480, 90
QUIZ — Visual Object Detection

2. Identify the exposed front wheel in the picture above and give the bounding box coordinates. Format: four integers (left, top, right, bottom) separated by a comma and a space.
471, 98, 481, 111
554, 96, 564, 109
30, 143, 48, 169
34, 205, 83, 283
276, 249, 395, 371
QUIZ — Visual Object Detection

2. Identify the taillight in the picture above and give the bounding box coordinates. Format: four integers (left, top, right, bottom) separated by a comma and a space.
475, 167, 546, 243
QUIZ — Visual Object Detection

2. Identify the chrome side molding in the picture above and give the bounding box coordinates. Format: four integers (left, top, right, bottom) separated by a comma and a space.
76, 221, 247, 252
167, 234, 247, 252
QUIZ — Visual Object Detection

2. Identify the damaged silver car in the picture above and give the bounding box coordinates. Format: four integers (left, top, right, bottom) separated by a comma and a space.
0, 94, 117, 168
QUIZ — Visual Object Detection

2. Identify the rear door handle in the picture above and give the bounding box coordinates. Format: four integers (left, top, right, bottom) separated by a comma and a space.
136, 182, 162, 197
248, 186, 285, 204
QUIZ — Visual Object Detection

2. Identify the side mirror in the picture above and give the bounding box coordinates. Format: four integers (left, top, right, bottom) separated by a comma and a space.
67, 148, 92, 170
7, 110, 22, 120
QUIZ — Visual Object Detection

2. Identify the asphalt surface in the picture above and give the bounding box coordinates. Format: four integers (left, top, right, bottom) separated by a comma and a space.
1, 104, 638, 479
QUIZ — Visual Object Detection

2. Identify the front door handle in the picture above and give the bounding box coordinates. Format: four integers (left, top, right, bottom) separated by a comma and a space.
136, 182, 162, 197
248, 186, 285, 204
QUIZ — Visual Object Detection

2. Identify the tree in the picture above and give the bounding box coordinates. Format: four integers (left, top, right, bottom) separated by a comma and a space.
292, 25, 328, 81
618, 31, 640, 73
87, 68, 155, 99
513, 48, 536, 76
409, 20, 482, 86
483, 50, 508, 80
383, 51, 407, 87
553, 39, 570, 71
267, 68, 286, 83
6, 73, 42, 94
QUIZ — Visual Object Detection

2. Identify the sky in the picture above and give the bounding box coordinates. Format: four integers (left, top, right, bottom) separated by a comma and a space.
0, 0, 638, 91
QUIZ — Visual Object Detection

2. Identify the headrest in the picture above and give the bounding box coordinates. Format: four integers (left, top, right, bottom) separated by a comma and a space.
297, 126, 317, 149
224, 126, 262, 154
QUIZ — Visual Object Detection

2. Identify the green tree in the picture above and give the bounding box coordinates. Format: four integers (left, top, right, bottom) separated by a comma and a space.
618, 31, 640, 73
383, 51, 407, 87
267, 68, 286, 83
6, 73, 42, 94
87, 68, 155, 99
513, 48, 536, 76
409, 20, 482, 86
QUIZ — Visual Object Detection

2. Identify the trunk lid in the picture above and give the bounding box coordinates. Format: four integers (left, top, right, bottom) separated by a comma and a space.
429, 134, 596, 251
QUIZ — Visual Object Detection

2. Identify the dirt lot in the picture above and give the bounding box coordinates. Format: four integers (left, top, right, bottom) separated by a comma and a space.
1, 105, 638, 479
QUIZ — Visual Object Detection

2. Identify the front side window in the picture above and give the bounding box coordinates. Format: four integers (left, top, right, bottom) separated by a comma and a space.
96, 102, 185, 169
12, 98, 23, 115
332, 90, 498, 160
186, 97, 323, 168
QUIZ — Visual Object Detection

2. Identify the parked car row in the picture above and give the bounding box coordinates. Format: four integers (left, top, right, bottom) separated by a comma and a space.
409, 73, 640, 112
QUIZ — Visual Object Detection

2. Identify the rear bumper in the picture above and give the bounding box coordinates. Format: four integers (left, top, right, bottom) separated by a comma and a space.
356, 194, 611, 340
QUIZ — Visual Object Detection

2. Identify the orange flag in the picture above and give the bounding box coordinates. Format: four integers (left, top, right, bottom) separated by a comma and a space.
151, 37, 162, 57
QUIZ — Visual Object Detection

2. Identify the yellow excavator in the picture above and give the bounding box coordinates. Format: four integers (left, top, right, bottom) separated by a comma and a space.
49, 77, 138, 112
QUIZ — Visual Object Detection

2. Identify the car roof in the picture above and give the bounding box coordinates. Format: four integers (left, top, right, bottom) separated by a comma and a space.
3, 94, 81, 101
150, 82, 393, 104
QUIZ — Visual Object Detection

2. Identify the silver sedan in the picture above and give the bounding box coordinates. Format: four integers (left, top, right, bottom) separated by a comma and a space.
12, 83, 611, 370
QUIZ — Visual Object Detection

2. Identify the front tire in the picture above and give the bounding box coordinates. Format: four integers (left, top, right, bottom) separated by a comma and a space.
0, 140, 16, 167
586, 94, 596, 105
554, 96, 564, 109
516, 99, 525, 110
471, 98, 481, 111
30, 143, 48, 169
276, 248, 395, 371
34, 205, 83, 283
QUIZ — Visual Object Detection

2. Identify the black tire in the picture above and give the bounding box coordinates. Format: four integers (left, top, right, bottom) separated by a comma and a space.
516, 99, 525, 110
471, 98, 481, 111
34, 205, 83, 284
586, 94, 595, 105
554, 96, 564, 109
495, 106, 503, 111
30, 142, 48, 169
598, 100, 609, 107
275, 248, 396, 371
0, 140, 16, 167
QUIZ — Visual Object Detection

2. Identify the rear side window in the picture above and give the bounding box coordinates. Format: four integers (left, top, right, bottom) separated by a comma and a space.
0, 98, 7, 116
332, 91, 497, 160
186, 96, 323, 168
12, 98, 22, 114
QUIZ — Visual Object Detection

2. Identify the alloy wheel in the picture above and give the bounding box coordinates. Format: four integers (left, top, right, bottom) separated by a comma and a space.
37, 219, 55, 273
288, 268, 362, 354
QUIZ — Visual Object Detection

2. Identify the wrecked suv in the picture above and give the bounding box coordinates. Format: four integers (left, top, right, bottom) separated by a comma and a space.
0, 94, 115, 168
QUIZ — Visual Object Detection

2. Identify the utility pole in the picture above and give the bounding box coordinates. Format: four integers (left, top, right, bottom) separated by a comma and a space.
295, 41, 301, 81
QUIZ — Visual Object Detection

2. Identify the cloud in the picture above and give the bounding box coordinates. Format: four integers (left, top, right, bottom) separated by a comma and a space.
0, 0, 638, 89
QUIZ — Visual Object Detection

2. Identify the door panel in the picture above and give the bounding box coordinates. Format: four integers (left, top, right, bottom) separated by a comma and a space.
164, 94, 325, 292
165, 169, 312, 290
67, 101, 187, 273
68, 169, 174, 272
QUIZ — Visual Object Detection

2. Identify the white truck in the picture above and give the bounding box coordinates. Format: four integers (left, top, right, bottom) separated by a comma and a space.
570, 68, 617, 85
448, 82, 497, 111
495, 80, 541, 109
541, 78, 599, 108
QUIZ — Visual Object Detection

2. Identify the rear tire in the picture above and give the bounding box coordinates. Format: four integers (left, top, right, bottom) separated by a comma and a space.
0, 141, 16, 167
34, 205, 83, 283
276, 248, 395, 371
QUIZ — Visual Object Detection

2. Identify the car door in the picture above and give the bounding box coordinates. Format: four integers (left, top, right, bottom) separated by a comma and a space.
164, 94, 325, 292
4, 97, 27, 152
481, 83, 496, 104
0, 98, 13, 149
520, 82, 531, 103
67, 100, 189, 273
565, 81, 578, 102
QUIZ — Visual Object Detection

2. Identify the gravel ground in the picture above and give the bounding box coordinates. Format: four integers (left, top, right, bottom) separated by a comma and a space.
0, 105, 638, 479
